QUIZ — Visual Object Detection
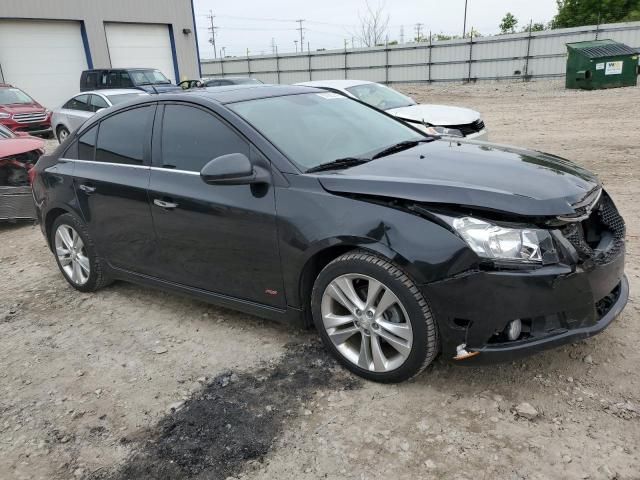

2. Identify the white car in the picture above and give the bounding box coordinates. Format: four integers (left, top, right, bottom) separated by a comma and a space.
51, 89, 148, 143
297, 80, 488, 140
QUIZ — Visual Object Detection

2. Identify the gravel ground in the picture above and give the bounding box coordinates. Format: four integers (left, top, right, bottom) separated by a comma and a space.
1, 80, 639, 480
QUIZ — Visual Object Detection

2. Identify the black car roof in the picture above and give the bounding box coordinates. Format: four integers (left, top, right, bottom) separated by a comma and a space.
185, 84, 321, 104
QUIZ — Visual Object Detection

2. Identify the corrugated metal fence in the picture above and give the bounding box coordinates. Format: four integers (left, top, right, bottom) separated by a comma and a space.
201, 21, 640, 84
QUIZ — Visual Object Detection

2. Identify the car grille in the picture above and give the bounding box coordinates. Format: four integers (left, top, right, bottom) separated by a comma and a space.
561, 193, 625, 265
444, 119, 485, 137
12, 112, 47, 124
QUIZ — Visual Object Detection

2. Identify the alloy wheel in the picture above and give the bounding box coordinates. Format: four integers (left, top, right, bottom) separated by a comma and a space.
321, 274, 413, 372
54, 224, 90, 285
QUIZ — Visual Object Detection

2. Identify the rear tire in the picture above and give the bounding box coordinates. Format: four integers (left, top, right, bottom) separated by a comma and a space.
311, 250, 438, 383
50, 213, 110, 292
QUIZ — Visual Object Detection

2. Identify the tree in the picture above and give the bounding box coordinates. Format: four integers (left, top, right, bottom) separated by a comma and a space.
355, 1, 390, 47
553, 0, 640, 28
464, 27, 482, 38
499, 12, 519, 34
520, 22, 546, 33
433, 33, 461, 41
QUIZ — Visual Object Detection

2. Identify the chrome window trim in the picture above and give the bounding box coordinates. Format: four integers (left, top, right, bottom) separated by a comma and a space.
59, 158, 149, 169
60, 158, 201, 175
150, 167, 200, 176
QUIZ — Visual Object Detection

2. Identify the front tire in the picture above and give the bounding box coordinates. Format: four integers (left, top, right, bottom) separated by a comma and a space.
51, 213, 109, 292
311, 250, 438, 383
56, 125, 70, 143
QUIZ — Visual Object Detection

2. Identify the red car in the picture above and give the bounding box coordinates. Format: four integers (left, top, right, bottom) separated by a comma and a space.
0, 84, 52, 137
0, 133, 44, 221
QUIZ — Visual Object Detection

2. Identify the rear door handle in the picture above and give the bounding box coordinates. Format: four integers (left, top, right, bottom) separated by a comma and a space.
78, 184, 96, 194
153, 199, 178, 210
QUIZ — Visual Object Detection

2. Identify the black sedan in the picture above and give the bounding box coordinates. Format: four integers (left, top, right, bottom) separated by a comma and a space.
31, 85, 628, 383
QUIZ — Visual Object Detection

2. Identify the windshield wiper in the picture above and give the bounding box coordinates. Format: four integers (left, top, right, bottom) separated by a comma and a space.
371, 139, 433, 160
306, 157, 370, 173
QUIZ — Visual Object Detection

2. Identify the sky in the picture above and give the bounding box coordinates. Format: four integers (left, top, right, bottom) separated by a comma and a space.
192, 0, 558, 59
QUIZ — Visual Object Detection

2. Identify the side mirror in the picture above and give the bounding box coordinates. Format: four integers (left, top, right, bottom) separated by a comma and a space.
200, 153, 269, 185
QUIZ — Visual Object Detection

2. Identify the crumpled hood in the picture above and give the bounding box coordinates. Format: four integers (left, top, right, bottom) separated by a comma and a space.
387, 104, 481, 127
0, 138, 45, 159
316, 140, 600, 217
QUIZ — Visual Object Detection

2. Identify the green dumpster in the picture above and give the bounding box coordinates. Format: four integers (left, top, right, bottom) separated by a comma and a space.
565, 39, 639, 90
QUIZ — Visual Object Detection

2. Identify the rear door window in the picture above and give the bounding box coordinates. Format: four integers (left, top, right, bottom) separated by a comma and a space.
160, 104, 249, 172
85, 72, 98, 89
64, 124, 98, 160
120, 72, 134, 88
78, 125, 98, 160
64, 94, 92, 112
95, 106, 154, 165
107, 72, 120, 88
89, 95, 109, 112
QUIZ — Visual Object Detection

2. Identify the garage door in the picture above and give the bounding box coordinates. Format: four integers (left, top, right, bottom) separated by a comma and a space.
105, 23, 177, 84
0, 20, 88, 109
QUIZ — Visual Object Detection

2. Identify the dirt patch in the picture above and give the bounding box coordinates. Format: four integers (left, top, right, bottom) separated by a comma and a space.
93, 343, 359, 480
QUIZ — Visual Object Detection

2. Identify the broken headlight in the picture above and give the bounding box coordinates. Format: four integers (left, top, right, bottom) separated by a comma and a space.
425, 126, 464, 138
447, 217, 558, 264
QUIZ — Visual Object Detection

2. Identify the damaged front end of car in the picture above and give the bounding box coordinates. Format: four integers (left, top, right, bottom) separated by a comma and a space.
0, 138, 44, 221
412, 187, 628, 364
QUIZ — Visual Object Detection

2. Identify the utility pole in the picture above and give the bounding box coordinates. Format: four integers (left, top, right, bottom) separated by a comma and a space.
400, 25, 405, 44
344, 38, 348, 49
415, 23, 424, 42
296, 19, 305, 51
271, 37, 276, 55
462, 0, 468, 37
351, 36, 355, 48
221, 46, 226, 58
208, 10, 218, 59
294, 40, 298, 53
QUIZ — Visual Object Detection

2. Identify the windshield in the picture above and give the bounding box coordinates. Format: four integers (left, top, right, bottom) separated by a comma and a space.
345, 83, 416, 111
229, 92, 423, 171
130, 69, 171, 85
106, 93, 147, 105
0, 88, 34, 105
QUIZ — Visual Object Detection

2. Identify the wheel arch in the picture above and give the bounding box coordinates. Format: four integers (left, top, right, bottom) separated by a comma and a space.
296, 239, 424, 328
44, 206, 76, 249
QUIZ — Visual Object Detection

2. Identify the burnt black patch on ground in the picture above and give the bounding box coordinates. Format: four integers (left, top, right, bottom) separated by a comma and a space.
92, 341, 360, 480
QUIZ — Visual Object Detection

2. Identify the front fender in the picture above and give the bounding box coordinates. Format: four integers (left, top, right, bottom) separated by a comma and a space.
276, 176, 477, 308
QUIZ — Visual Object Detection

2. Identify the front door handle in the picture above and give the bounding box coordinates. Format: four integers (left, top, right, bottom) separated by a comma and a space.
78, 184, 96, 194
154, 199, 178, 210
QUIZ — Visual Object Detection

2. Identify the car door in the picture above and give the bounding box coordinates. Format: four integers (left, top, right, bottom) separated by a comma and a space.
147, 102, 285, 308
72, 104, 157, 273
